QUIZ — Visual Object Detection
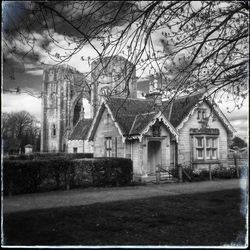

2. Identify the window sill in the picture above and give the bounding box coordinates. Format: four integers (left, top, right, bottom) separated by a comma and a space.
192, 160, 220, 164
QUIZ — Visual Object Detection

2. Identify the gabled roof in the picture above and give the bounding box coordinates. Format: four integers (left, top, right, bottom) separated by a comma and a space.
203, 100, 236, 133
162, 92, 204, 127
129, 112, 157, 135
68, 119, 93, 140
88, 92, 235, 141
106, 97, 155, 135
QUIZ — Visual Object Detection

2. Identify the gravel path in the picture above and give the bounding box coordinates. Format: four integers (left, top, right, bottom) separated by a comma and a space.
3, 179, 247, 214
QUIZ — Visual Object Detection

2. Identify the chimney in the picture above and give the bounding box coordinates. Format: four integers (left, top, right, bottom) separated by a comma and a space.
145, 77, 162, 107
145, 91, 162, 108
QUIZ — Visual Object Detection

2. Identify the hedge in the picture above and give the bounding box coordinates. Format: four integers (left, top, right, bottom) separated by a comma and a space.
176, 164, 245, 182
4, 152, 93, 161
3, 157, 133, 195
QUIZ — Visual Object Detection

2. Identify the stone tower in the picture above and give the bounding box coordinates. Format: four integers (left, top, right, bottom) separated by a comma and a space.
41, 56, 136, 152
91, 56, 137, 116
40, 65, 91, 152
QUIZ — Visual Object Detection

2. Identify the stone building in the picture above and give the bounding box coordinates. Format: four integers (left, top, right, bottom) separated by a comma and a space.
41, 55, 236, 180
88, 91, 236, 180
41, 56, 137, 153
40, 65, 91, 152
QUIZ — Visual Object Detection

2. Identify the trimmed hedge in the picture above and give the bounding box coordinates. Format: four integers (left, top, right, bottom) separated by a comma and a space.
4, 152, 93, 161
3, 158, 133, 195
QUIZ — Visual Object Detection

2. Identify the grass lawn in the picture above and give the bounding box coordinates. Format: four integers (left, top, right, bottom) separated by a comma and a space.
3, 189, 247, 246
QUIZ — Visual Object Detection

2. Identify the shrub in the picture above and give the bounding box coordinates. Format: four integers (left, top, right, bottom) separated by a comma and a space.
3, 157, 133, 195
182, 165, 194, 181
175, 164, 195, 182
212, 166, 238, 179
3, 159, 73, 195
192, 169, 210, 181
169, 167, 179, 179
92, 158, 133, 187
4, 152, 93, 161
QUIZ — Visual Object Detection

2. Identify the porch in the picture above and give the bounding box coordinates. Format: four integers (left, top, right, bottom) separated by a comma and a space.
138, 137, 178, 183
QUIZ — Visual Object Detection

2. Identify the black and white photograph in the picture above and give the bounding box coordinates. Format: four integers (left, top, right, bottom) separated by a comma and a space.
1, 1, 249, 248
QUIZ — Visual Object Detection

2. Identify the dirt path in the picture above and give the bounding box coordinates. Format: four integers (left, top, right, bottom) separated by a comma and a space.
3, 179, 247, 214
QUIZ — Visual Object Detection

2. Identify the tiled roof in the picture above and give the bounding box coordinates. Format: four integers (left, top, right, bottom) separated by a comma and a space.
162, 92, 204, 127
68, 119, 93, 140
89, 92, 206, 140
106, 93, 204, 135
106, 97, 155, 135
129, 112, 157, 135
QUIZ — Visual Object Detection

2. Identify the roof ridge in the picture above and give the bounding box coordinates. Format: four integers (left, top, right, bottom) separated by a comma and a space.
139, 111, 157, 116
174, 92, 204, 100
109, 96, 152, 101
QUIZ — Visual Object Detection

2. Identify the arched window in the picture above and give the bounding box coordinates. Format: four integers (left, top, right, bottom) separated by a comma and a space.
52, 124, 56, 137
73, 98, 83, 125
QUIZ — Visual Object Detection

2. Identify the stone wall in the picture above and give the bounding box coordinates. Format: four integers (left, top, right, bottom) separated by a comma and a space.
93, 109, 124, 157
41, 65, 90, 152
177, 102, 229, 169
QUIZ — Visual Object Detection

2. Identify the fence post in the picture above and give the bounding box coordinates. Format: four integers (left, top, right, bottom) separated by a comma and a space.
209, 164, 212, 181
156, 165, 160, 184
178, 164, 183, 183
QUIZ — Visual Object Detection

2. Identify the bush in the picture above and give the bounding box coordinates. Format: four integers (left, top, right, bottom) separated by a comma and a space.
3, 157, 133, 195
212, 166, 238, 179
91, 158, 133, 187
4, 152, 93, 161
192, 169, 210, 181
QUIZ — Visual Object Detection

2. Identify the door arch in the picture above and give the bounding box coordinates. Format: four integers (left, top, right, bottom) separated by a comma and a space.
147, 140, 162, 175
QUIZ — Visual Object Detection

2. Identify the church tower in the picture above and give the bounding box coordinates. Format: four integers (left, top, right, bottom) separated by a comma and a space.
40, 56, 136, 152
40, 65, 90, 152
90, 56, 137, 116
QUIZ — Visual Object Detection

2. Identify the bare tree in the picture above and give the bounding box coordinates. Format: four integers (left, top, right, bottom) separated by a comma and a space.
2, 111, 40, 153
2, 1, 249, 108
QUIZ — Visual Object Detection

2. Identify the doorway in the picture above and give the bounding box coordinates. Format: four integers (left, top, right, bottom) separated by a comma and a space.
147, 140, 161, 175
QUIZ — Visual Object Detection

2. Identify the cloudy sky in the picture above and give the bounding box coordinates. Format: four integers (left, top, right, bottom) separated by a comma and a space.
2, 1, 249, 142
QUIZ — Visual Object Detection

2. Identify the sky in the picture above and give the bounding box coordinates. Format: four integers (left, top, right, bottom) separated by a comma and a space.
2, 1, 249, 142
